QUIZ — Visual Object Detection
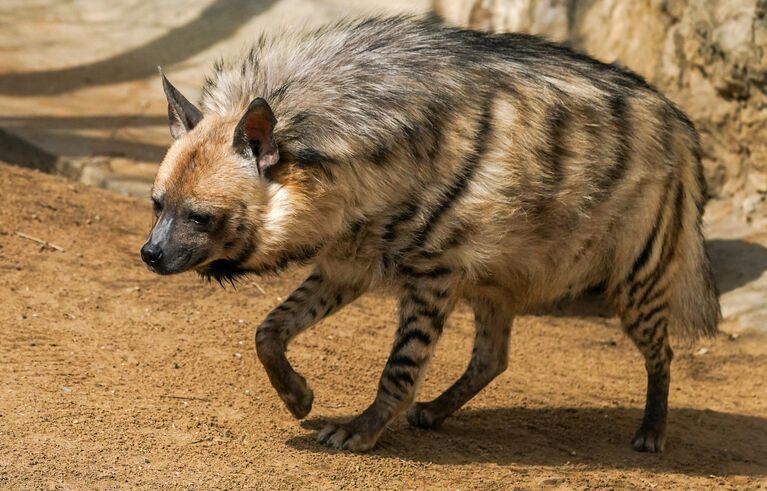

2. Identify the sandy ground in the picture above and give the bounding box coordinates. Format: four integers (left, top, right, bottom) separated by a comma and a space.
1, 163, 766, 490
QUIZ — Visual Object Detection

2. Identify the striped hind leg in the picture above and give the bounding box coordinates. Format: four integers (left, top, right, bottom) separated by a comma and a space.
407, 296, 513, 429
621, 301, 674, 452
614, 180, 685, 452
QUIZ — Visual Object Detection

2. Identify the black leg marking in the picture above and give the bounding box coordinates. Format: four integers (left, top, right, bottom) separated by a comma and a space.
256, 269, 364, 420
317, 281, 456, 451
408, 297, 513, 429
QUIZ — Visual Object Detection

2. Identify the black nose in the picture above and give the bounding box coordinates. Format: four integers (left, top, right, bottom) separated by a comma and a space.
141, 242, 163, 265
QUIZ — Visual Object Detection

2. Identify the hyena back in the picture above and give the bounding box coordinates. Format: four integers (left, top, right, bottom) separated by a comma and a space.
142, 16, 720, 453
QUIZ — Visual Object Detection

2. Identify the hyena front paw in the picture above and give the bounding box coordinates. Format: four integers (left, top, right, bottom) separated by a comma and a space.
632, 425, 666, 453
277, 372, 314, 420
316, 417, 383, 452
406, 402, 445, 429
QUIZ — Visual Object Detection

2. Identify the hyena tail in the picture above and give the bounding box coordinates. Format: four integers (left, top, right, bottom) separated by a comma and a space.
665, 135, 721, 339
666, 214, 721, 339
613, 130, 721, 340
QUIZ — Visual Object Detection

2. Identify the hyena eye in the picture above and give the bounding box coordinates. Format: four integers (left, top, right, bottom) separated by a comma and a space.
152, 198, 163, 217
188, 212, 211, 226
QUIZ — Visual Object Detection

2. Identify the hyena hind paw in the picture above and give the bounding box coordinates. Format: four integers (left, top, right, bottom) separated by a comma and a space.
406, 403, 446, 429
632, 426, 666, 453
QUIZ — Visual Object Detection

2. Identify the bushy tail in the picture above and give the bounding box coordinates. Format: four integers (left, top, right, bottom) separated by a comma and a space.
613, 134, 721, 340
666, 218, 721, 339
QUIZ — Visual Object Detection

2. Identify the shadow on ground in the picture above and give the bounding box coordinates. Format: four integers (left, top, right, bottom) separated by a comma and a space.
0, 115, 169, 162
0, 0, 278, 96
708, 238, 767, 294
288, 407, 767, 476
0, 128, 58, 171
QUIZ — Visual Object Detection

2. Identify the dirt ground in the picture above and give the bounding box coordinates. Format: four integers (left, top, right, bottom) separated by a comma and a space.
0, 161, 766, 489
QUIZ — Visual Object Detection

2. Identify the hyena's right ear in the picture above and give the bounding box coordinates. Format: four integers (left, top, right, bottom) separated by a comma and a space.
159, 67, 203, 140
232, 98, 279, 177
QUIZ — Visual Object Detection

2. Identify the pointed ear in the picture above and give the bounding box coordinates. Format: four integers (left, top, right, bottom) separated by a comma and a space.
232, 98, 279, 177
159, 67, 203, 140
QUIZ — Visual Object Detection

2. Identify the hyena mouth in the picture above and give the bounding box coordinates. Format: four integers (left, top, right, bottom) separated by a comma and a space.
149, 250, 196, 276
199, 259, 251, 286
199, 243, 323, 286
198, 240, 257, 286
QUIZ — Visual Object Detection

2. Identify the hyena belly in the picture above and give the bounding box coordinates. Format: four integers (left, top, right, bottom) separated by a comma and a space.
148, 16, 720, 453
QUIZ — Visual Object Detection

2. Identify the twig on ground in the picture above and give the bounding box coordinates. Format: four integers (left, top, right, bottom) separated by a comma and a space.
251, 281, 266, 294
159, 395, 211, 402
189, 436, 212, 445
15, 231, 65, 252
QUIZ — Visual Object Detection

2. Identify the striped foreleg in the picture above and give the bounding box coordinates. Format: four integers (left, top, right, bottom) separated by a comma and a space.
318, 271, 457, 451
256, 269, 364, 419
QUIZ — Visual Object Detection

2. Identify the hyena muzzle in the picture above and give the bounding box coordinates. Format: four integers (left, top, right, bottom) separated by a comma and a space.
141, 16, 720, 453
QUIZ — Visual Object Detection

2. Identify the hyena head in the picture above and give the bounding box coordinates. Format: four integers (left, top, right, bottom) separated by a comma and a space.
141, 72, 335, 280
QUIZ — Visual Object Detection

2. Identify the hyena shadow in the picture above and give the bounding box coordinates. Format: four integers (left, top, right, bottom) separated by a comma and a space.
544, 239, 767, 317
707, 238, 767, 294
288, 407, 767, 476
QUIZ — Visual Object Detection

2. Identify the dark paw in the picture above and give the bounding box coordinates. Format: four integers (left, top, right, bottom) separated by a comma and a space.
277, 373, 314, 420
632, 426, 666, 453
406, 403, 445, 429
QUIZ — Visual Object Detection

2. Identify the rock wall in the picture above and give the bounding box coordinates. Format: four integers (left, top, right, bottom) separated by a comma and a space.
433, 0, 767, 197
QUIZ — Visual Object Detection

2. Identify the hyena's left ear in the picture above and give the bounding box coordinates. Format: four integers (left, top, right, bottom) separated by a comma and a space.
232, 98, 279, 177
159, 67, 203, 140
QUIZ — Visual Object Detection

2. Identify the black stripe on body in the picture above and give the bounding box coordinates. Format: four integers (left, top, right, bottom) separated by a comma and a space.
403, 102, 447, 164
295, 148, 337, 169
290, 111, 315, 127
379, 383, 403, 401
250, 244, 322, 277
415, 306, 442, 321
540, 103, 571, 191
269, 82, 290, 102
369, 144, 391, 166
399, 264, 452, 279
381, 200, 422, 270
596, 93, 632, 200
383, 201, 420, 243
407, 293, 430, 309
406, 97, 494, 252
633, 181, 685, 308
624, 175, 673, 288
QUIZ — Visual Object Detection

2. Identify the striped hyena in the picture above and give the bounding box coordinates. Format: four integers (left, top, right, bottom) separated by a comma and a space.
141, 16, 720, 452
